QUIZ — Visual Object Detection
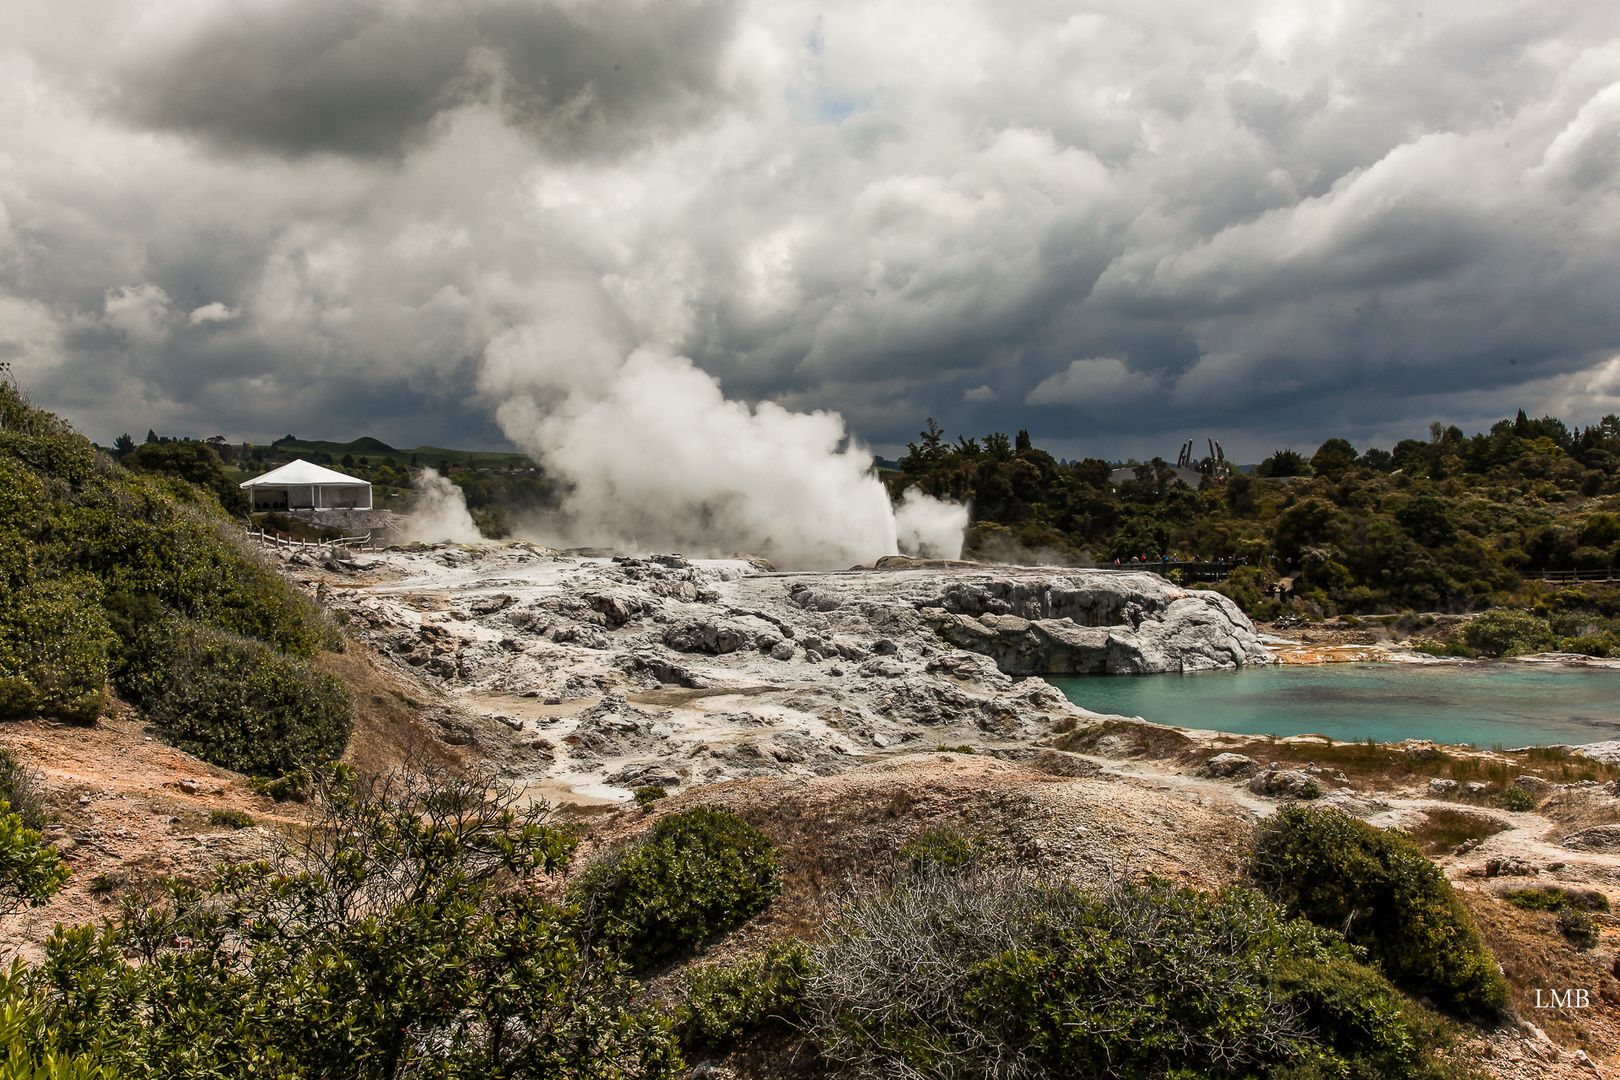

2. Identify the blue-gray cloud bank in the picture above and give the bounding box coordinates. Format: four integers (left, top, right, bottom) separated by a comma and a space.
6, 0, 1620, 462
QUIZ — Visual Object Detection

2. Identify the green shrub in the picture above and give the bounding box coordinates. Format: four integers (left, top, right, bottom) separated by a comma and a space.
121, 441, 248, 516
571, 807, 781, 971
0, 799, 70, 921
676, 940, 812, 1053
1498, 788, 1536, 811
0, 750, 48, 834
1556, 908, 1599, 948
0, 963, 115, 1080
0, 578, 113, 723
1506, 888, 1560, 910
1463, 610, 1555, 658
1248, 805, 1509, 1020
0, 380, 341, 775
809, 871, 1461, 1080
900, 825, 986, 876
246, 769, 310, 803
122, 620, 350, 776
207, 809, 255, 830
633, 785, 667, 810
1506, 885, 1600, 912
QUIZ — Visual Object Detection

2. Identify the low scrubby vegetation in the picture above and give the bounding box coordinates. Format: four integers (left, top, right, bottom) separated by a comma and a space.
1503, 885, 1611, 913
675, 941, 812, 1055
804, 869, 1466, 1080
1250, 806, 1510, 1020
0, 760, 1531, 1079
1401, 808, 1511, 856
1210, 737, 1620, 790
1, 767, 686, 1078
0, 382, 347, 771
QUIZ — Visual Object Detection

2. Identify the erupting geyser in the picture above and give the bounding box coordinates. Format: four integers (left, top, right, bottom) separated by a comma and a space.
484, 348, 967, 568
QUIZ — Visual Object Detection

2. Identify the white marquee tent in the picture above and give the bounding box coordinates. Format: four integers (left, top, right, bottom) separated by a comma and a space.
239, 459, 372, 511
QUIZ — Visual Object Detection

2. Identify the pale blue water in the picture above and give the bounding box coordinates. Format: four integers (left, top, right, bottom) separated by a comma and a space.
1048, 663, 1620, 748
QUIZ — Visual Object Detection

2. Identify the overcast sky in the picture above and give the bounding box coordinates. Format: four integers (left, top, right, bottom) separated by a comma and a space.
7, 0, 1620, 462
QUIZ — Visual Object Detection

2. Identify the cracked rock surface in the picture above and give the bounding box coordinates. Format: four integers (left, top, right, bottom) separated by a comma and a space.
314, 545, 1269, 802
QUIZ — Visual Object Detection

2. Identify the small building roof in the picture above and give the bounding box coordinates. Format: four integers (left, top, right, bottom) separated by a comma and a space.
239, 459, 370, 488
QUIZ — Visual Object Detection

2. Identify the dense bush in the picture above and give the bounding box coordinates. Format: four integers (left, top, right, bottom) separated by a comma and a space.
0, 964, 111, 1080
808, 870, 1462, 1080
11, 766, 683, 1079
0, 382, 343, 759
1463, 610, 1556, 657
675, 940, 812, 1054
121, 620, 351, 776
1248, 805, 1509, 1020
121, 440, 248, 515
571, 807, 781, 972
0, 578, 113, 724
0, 800, 69, 923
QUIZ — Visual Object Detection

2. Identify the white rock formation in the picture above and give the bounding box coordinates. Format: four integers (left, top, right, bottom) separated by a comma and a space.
315, 547, 1267, 801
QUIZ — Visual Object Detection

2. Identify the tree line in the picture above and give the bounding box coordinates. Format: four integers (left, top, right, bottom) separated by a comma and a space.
885, 411, 1620, 630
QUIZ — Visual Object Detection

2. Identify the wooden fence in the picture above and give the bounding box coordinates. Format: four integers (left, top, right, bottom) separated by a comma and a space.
247, 528, 374, 552
1525, 569, 1619, 586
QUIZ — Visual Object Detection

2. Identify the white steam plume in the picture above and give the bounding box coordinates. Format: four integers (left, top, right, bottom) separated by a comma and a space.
401, 470, 484, 545
894, 487, 969, 560
491, 348, 965, 569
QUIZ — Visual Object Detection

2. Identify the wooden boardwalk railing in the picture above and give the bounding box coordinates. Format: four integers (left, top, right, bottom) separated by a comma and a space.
1525, 569, 1619, 586
246, 528, 374, 552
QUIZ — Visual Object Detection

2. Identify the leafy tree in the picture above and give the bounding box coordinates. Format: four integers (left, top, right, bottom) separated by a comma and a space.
1579, 512, 1620, 548
1393, 495, 1458, 547
1256, 449, 1312, 477
1359, 447, 1395, 472
1309, 438, 1358, 480
122, 441, 248, 515
110, 434, 135, 460
1271, 498, 1344, 564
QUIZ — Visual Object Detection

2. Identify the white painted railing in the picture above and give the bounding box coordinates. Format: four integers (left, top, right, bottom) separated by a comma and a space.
247, 528, 374, 551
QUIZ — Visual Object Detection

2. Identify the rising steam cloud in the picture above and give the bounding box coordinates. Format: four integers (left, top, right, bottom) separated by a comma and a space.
490, 348, 966, 568
401, 470, 483, 545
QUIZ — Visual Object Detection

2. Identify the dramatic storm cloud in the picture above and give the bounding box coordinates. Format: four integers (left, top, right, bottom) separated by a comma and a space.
7, 0, 1620, 469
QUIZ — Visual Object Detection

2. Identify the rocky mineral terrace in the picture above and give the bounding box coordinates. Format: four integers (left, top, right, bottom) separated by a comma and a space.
306, 544, 1270, 802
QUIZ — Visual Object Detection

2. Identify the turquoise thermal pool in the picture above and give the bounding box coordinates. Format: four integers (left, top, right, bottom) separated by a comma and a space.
1048, 662, 1620, 747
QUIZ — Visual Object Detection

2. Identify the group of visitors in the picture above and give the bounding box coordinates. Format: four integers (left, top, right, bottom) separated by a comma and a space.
1110, 554, 1254, 568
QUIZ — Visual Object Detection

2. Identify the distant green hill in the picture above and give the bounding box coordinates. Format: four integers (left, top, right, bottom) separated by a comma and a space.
265, 437, 534, 470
